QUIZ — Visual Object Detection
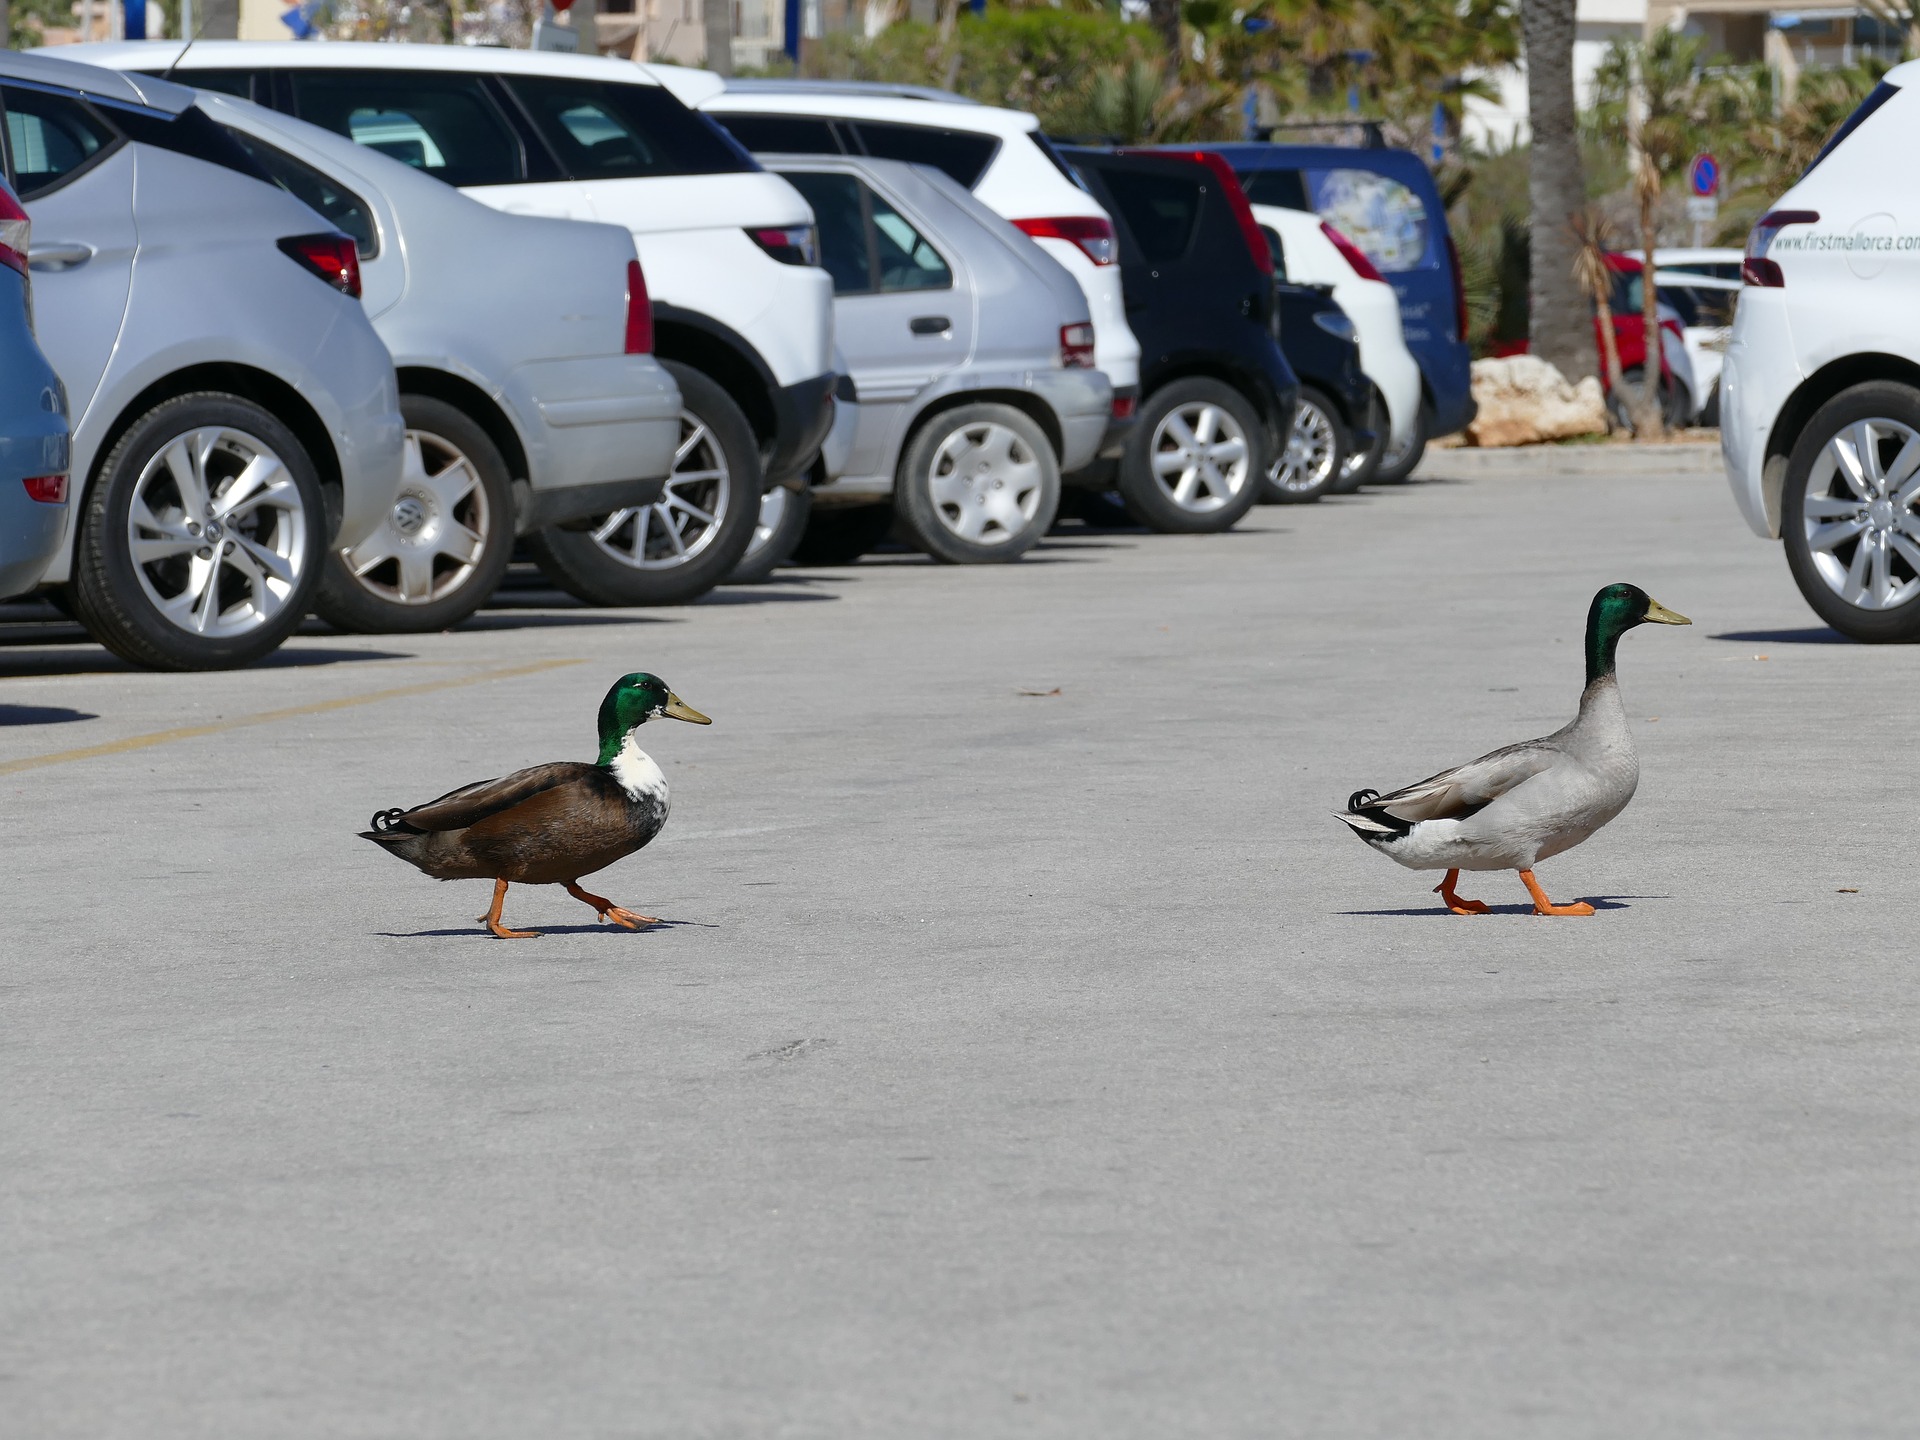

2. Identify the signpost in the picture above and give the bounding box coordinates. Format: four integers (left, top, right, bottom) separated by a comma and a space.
1687, 152, 1719, 247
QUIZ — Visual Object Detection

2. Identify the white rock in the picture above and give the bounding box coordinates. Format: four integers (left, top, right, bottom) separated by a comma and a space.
1466, 355, 1609, 447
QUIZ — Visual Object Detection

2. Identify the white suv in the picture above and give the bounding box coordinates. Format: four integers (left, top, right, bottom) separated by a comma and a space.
699, 80, 1141, 454
1719, 64, 1920, 640
64, 41, 837, 601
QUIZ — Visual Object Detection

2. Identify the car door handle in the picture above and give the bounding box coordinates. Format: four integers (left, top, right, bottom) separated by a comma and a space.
29, 243, 95, 272
909, 316, 951, 336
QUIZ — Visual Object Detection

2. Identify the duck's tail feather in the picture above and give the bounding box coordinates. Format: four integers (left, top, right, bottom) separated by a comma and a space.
1336, 787, 1414, 841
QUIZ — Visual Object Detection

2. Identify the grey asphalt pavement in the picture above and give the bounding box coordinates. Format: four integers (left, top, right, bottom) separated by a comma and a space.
4, 462, 1916, 1437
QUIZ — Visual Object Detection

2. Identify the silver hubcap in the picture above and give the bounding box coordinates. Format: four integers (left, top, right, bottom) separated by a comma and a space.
1802, 417, 1920, 612
1273, 399, 1337, 492
342, 429, 489, 606
927, 420, 1043, 544
590, 410, 729, 570
1149, 401, 1251, 512
744, 485, 790, 561
126, 425, 307, 638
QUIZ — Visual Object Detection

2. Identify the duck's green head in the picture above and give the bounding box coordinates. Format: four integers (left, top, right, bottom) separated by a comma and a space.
596, 672, 711, 763
1587, 583, 1690, 683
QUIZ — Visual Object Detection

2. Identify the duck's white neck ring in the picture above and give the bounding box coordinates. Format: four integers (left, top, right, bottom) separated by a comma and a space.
609, 733, 670, 807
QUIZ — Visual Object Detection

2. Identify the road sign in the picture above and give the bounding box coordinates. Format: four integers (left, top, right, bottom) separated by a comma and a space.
1686, 196, 1719, 223
1688, 153, 1720, 198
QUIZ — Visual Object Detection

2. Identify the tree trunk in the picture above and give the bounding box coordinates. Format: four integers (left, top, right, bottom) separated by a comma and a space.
1148, 0, 1181, 72
1521, 0, 1591, 382
704, 0, 732, 75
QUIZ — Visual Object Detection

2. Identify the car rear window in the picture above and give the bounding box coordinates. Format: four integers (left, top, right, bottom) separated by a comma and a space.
1308, 167, 1431, 272
224, 126, 378, 259
1236, 168, 1310, 210
847, 120, 997, 188
505, 76, 755, 179
1099, 167, 1203, 263
713, 112, 843, 156
287, 70, 525, 186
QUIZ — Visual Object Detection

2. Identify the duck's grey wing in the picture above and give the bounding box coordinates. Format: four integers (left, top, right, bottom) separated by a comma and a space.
368, 762, 600, 834
1352, 741, 1558, 826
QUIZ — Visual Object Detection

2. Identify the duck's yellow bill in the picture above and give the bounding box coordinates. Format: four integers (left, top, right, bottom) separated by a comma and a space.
663, 694, 713, 724
1645, 599, 1691, 626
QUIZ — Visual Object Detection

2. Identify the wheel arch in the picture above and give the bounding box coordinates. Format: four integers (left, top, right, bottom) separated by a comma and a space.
1144, 360, 1284, 439
395, 367, 530, 484
901, 389, 1065, 465
651, 306, 778, 453
1763, 354, 1920, 535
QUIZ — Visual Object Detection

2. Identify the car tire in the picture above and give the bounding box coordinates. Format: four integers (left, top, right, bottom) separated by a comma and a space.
1608, 367, 1691, 433
790, 503, 894, 566
1333, 387, 1386, 493
893, 403, 1060, 564
1263, 385, 1350, 504
312, 395, 513, 634
70, 391, 324, 671
726, 484, 812, 583
1781, 381, 1920, 642
1118, 377, 1265, 533
526, 361, 759, 606
1372, 397, 1428, 483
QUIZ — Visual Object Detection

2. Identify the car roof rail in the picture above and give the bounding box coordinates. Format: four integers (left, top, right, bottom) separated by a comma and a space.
1250, 119, 1387, 148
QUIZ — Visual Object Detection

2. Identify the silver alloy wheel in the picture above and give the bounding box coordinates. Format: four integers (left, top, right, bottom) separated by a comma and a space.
1149, 400, 1252, 513
590, 409, 730, 569
1272, 397, 1337, 494
744, 485, 790, 562
927, 419, 1044, 544
1380, 425, 1418, 470
126, 425, 308, 638
1801, 416, 1920, 611
341, 428, 489, 606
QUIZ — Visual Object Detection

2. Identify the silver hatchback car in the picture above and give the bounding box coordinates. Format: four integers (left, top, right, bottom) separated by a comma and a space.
757, 155, 1110, 567
197, 93, 683, 633
0, 53, 403, 670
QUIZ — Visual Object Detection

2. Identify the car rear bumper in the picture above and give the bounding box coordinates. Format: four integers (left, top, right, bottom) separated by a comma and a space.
1030, 368, 1114, 472
768, 370, 837, 488
505, 353, 683, 513
0, 485, 67, 599
1720, 295, 1802, 539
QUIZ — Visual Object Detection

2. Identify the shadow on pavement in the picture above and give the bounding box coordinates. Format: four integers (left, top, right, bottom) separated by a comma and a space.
0, 645, 410, 678
0, 704, 98, 726
1338, 895, 1661, 918
450, 611, 682, 632
376, 916, 715, 938
1711, 627, 1850, 644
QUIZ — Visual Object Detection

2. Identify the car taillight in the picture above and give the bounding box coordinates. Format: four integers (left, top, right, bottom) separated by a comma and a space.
1146, 150, 1274, 277
1059, 322, 1096, 368
277, 233, 360, 299
1318, 221, 1384, 283
1012, 215, 1116, 266
0, 187, 30, 277
625, 258, 653, 355
23, 474, 66, 504
1447, 235, 1468, 342
1744, 209, 1818, 287
1111, 392, 1137, 420
747, 224, 819, 266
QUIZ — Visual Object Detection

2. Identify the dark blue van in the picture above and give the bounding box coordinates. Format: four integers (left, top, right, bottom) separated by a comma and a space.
1190, 144, 1473, 480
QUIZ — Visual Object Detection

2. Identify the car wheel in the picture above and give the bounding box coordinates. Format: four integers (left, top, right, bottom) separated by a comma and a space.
1782, 382, 1920, 642
312, 395, 513, 634
726, 484, 812, 583
790, 503, 895, 567
526, 361, 759, 606
1333, 388, 1385, 494
893, 403, 1060, 564
1700, 377, 1722, 429
1118, 378, 1265, 533
1607, 368, 1689, 433
70, 391, 323, 671
1264, 385, 1349, 504
1373, 398, 1428, 483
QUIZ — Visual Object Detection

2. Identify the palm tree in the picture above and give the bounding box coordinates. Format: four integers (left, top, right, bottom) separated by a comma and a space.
1521, 0, 1591, 382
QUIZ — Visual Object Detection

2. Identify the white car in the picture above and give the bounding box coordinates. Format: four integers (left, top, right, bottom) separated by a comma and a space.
1253, 204, 1421, 488
1718, 64, 1920, 640
699, 80, 1142, 455
198, 95, 683, 631
61, 40, 837, 603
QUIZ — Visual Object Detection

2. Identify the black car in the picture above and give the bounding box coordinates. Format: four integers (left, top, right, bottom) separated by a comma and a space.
1269, 267, 1374, 502
1061, 147, 1299, 533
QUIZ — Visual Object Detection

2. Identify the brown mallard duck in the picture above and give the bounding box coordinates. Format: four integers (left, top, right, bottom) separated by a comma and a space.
362, 672, 711, 938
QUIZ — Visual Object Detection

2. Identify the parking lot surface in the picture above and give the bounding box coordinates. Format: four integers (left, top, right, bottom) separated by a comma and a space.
5, 463, 1917, 1437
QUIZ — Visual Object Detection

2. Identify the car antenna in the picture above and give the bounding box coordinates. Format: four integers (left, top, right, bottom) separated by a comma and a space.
160, 13, 209, 83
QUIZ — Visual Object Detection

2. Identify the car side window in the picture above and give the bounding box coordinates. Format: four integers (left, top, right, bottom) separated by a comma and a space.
712, 113, 841, 156
1260, 224, 1288, 280
1237, 168, 1310, 211
223, 127, 378, 259
1099, 168, 1202, 264
286, 71, 523, 186
505, 77, 755, 179
176, 69, 258, 101
870, 193, 950, 291
781, 170, 875, 295
848, 121, 997, 188
0, 86, 119, 199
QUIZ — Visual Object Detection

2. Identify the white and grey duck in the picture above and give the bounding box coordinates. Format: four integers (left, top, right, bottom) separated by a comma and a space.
1336, 583, 1689, 916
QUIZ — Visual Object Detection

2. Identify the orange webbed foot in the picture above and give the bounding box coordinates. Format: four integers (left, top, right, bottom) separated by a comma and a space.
566, 883, 659, 930
1435, 869, 1491, 915
479, 878, 541, 938
1519, 869, 1593, 917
